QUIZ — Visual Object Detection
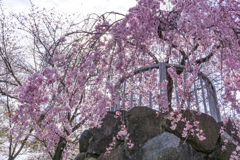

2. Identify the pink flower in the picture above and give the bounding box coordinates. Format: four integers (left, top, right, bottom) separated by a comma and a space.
236, 146, 240, 151
181, 118, 186, 122
220, 128, 224, 134
224, 139, 229, 144
193, 121, 199, 126
233, 141, 238, 145
72, 43, 78, 47
198, 135, 206, 141
170, 124, 177, 130
128, 143, 134, 149
118, 130, 127, 137
182, 131, 188, 138
114, 111, 121, 118
168, 115, 174, 120
184, 122, 192, 131
222, 145, 226, 151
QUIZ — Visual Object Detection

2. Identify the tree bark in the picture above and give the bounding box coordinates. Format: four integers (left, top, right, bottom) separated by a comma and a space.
8, 155, 14, 160
167, 70, 173, 110
52, 137, 67, 160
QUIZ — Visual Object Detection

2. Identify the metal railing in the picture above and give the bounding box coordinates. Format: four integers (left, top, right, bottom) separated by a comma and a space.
109, 62, 221, 122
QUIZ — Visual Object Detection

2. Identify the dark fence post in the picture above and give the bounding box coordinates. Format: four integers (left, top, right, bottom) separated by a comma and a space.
159, 62, 168, 109
174, 67, 180, 104
130, 76, 133, 109
184, 72, 190, 109
149, 68, 152, 108
205, 79, 221, 122
200, 75, 208, 114
138, 72, 142, 106
193, 80, 199, 110
123, 80, 126, 110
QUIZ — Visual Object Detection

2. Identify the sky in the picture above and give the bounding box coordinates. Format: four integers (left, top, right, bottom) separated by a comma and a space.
2, 0, 137, 15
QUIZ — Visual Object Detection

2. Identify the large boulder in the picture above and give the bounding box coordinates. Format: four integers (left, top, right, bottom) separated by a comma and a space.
224, 120, 240, 142
74, 152, 86, 160
140, 132, 206, 160
79, 130, 94, 152
87, 111, 124, 156
163, 109, 220, 153
75, 107, 240, 160
126, 107, 164, 156
97, 148, 126, 160
209, 132, 237, 160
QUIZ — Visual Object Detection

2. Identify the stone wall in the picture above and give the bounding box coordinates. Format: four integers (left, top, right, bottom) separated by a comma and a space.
75, 107, 239, 160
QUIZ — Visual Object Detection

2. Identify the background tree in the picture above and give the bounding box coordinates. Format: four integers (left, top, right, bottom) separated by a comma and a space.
0, 3, 115, 159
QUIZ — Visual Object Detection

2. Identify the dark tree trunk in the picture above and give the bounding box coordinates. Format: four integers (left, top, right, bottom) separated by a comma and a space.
167, 70, 173, 111
52, 137, 67, 160
8, 155, 14, 160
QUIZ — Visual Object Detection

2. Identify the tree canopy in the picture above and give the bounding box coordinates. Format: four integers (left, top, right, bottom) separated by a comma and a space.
0, 0, 240, 159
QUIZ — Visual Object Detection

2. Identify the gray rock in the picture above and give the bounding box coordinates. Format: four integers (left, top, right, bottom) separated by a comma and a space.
141, 132, 205, 160
76, 107, 239, 160
74, 152, 86, 160
163, 109, 220, 153
209, 132, 237, 160
87, 111, 124, 155
126, 107, 164, 156
97, 148, 126, 160
79, 130, 94, 152
224, 120, 240, 142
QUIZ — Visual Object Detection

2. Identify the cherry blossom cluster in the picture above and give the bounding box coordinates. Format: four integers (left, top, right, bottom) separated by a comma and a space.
168, 111, 206, 141
105, 111, 134, 155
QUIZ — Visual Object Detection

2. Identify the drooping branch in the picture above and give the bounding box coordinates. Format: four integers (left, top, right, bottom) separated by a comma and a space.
196, 52, 214, 65
0, 89, 18, 100
117, 63, 186, 86
11, 129, 33, 160
0, 80, 18, 86
231, 27, 240, 46
0, 48, 22, 86
195, 44, 221, 65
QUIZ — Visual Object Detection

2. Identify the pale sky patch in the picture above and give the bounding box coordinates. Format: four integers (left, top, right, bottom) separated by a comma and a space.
2, 0, 137, 15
